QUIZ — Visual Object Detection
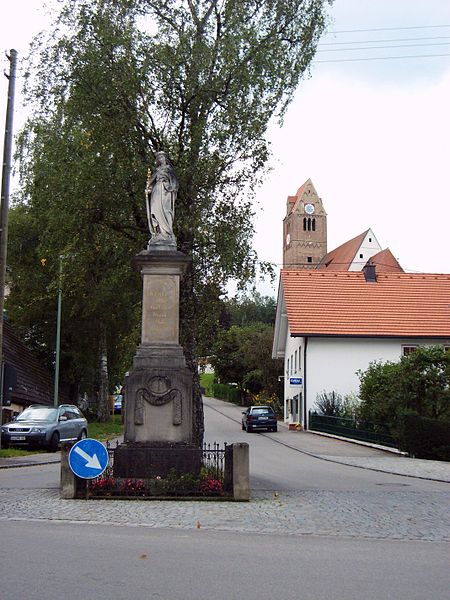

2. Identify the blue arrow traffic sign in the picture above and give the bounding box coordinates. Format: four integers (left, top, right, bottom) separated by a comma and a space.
68, 438, 109, 479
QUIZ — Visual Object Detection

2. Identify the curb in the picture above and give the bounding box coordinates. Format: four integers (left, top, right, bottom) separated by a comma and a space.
0, 458, 61, 469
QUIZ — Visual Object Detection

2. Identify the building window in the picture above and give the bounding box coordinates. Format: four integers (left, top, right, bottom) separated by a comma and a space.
359, 253, 363, 259
303, 218, 307, 231
312, 218, 316, 231
307, 256, 312, 263
402, 345, 418, 356
287, 358, 290, 377
294, 350, 297, 372
444, 346, 450, 353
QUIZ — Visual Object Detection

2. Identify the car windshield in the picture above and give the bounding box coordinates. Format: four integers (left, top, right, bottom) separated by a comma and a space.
16, 408, 58, 422
252, 408, 273, 415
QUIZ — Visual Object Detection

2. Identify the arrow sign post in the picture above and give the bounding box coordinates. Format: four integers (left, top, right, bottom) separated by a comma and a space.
68, 438, 109, 479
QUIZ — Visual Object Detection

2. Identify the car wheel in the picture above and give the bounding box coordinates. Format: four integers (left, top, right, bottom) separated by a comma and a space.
272, 426, 278, 432
49, 432, 60, 452
78, 429, 87, 441
241, 422, 245, 430
246, 423, 252, 433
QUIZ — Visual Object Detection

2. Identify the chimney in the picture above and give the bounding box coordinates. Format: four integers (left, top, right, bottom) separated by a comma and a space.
363, 259, 377, 282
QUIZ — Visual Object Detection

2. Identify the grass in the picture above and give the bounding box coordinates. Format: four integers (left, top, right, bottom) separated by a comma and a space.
200, 372, 215, 396
0, 414, 124, 458
87, 414, 124, 442
0, 447, 44, 458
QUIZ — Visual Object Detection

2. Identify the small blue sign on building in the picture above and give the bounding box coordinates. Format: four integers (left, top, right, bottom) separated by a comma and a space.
68, 438, 109, 479
289, 377, 303, 385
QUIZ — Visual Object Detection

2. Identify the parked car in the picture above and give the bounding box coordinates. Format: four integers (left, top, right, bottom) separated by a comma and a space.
1, 404, 88, 452
113, 395, 122, 414
242, 406, 277, 433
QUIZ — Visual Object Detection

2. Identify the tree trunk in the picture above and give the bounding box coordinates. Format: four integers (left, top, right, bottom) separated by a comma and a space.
97, 324, 110, 422
179, 261, 204, 447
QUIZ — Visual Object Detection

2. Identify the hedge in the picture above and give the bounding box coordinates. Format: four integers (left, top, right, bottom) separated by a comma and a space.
397, 412, 450, 461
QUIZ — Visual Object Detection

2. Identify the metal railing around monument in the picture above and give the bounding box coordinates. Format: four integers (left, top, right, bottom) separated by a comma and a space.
86, 441, 228, 499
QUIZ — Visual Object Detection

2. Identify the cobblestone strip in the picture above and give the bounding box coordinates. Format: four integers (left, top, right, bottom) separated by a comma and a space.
1, 488, 448, 542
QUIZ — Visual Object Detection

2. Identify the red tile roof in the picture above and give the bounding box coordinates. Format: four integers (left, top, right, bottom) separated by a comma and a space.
281, 270, 450, 337
370, 248, 404, 273
317, 230, 369, 270
286, 180, 309, 215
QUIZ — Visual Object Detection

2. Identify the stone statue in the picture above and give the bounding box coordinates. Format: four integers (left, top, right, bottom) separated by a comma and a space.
145, 151, 178, 246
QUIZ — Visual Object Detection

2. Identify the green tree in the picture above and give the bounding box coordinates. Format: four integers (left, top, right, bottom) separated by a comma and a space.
358, 346, 450, 427
224, 293, 276, 328
211, 323, 282, 403
9, 0, 332, 430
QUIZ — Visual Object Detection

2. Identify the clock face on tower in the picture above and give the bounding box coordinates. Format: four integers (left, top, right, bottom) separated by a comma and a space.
304, 203, 315, 215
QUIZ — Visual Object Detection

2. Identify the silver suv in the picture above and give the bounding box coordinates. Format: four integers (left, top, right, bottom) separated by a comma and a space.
1, 404, 88, 452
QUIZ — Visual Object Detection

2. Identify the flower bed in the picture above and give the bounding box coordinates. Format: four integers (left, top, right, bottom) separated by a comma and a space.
88, 467, 226, 499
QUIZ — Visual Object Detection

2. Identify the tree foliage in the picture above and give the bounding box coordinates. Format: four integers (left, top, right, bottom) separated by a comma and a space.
222, 292, 276, 328
8, 0, 332, 424
211, 322, 282, 402
358, 346, 450, 427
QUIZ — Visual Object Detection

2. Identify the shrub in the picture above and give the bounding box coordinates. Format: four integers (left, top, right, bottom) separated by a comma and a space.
397, 412, 450, 461
315, 391, 343, 416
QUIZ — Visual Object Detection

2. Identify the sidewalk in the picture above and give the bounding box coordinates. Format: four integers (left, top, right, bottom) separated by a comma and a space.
0, 451, 61, 470
0, 437, 122, 470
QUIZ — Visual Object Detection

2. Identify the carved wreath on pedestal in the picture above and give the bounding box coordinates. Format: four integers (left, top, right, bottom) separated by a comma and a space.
135, 376, 182, 426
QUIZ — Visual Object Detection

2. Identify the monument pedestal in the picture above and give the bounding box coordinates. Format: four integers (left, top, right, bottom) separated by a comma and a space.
114, 248, 197, 479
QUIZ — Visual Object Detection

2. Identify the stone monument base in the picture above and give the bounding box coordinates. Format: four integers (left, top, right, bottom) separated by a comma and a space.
113, 442, 202, 479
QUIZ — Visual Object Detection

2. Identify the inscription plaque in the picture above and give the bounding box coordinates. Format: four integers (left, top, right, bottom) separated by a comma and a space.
142, 275, 178, 343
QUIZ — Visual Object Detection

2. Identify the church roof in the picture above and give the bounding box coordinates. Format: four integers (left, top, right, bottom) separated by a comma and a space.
317, 230, 369, 270
280, 270, 450, 338
369, 248, 404, 273
286, 179, 310, 215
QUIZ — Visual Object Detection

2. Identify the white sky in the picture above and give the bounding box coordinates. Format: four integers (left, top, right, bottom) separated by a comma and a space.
1, 1, 450, 296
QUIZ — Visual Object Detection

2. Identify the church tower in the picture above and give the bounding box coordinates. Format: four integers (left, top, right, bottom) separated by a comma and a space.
283, 179, 327, 269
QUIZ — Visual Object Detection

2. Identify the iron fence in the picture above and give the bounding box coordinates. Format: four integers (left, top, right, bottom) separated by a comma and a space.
87, 441, 228, 499
309, 412, 397, 448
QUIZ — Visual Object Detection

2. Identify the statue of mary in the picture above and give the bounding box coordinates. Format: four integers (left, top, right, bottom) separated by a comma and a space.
145, 151, 178, 246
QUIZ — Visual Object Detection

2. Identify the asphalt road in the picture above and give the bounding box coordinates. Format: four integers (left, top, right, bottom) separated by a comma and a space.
0, 398, 449, 599
1, 520, 449, 600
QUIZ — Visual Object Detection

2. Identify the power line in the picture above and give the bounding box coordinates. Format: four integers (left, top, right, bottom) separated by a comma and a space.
319, 35, 450, 46
315, 53, 450, 64
318, 42, 450, 53
328, 25, 450, 34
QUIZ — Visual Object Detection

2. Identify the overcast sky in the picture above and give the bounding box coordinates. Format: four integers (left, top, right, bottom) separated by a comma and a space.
1, 1, 450, 296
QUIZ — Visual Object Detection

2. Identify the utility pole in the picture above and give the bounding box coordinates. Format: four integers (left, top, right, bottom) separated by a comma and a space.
0, 50, 18, 439
53, 257, 63, 406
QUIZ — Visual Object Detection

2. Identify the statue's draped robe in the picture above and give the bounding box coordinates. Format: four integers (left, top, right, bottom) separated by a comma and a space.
148, 165, 178, 239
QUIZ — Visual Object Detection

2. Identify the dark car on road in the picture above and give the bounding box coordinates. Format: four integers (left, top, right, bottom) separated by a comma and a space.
242, 405, 277, 433
1, 404, 88, 452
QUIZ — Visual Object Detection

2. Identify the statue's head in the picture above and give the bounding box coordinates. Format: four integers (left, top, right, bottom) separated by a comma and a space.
155, 151, 167, 166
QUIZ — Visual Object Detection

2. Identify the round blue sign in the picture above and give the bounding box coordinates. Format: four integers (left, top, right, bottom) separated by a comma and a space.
68, 438, 109, 479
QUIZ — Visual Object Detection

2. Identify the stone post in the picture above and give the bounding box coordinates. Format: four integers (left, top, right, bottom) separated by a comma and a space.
60, 442, 87, 499
225, 443, 250, 501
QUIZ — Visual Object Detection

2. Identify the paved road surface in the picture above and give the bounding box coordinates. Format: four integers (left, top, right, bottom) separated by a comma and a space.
0, 397, 449, 599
